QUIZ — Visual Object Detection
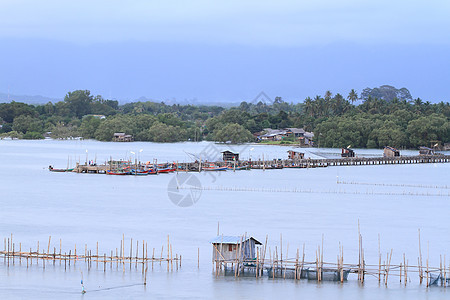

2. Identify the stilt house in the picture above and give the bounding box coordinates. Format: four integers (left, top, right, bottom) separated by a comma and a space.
210, 236, 262, 261
341, 147, 355, 158
287, 150, 305, 160
221, 151, 239, 161
384, 146, 400, 157
419, 146, 435, 155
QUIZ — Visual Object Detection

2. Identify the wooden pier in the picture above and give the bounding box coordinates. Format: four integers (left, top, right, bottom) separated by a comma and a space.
67, 154, 449, 174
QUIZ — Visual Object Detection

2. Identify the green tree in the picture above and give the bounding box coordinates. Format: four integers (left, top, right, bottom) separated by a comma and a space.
12, 115, 42, 134
140, 121, 185, 142
213, 123, 254, 143
64, 90, 93, 118
79, 116, 101, 138
347, 89, 358, 104
407, 114, 449, 147
94, 115, 133, 141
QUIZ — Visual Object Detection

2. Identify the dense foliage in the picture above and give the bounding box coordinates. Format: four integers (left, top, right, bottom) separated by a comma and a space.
0, 89, 449, 148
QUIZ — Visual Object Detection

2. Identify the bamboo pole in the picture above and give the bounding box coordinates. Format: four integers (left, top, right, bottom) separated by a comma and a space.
419, 229, 423, 284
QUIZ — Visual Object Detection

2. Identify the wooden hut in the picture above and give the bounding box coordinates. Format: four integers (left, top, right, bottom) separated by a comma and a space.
221, 151, 239, 161
384, 146, 400, 157
341, 147, 355, 158
113, 133, 133, 142
419, 146, 435, 155
210, 236, 262, 261
287, 150, 305, 160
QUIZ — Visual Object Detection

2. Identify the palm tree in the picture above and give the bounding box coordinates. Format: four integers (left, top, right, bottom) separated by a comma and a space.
304, 97, 313, 117
347, 89, 358, 104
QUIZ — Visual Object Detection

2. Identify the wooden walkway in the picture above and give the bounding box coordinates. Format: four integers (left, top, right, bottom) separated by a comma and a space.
69, 154, 449, 173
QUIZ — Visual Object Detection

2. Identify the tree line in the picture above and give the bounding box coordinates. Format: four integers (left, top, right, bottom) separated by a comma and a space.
0, 89, 449, 148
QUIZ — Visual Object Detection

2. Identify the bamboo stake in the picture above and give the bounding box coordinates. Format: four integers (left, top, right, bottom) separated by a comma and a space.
130, 238, 132, 270
97, 241, 99, 268
378, 234, 381, 283
419, 229, 423, 284
426, 241, 429, 287
385, 249, 393, 285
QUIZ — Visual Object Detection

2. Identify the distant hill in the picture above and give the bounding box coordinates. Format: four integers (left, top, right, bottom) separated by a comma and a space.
0, 92, 61, 105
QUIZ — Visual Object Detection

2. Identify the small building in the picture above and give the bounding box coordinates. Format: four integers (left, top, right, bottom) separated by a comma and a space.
222, 150, 239, 161
210, 236, 262, 261
287, 150, 305, 160
419, 146, 435, 155
113, 132, 133, 142
341, 147, 355, 158
285, 128, 306, 138
384, 146, 400, 157
259, 129, 288, 141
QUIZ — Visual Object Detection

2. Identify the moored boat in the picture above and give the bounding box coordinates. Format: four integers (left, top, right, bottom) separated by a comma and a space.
48, 166, 74, 172
106, 170, 130, 175
203, 164, 227, 171
130, 169, 149, 175
157, 167, 176, 173
147, 168, 158, 175
227, 165, 250, 170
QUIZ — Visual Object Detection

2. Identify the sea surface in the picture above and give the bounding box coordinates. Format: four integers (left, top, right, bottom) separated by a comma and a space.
0, 139, 449, 299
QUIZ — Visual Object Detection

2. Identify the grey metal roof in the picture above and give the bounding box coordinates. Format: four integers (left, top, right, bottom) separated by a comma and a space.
209, 236, 262, 245
285, 128, 305, 134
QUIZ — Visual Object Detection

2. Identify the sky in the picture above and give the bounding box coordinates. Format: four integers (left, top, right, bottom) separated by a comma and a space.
0, 0, 449, 103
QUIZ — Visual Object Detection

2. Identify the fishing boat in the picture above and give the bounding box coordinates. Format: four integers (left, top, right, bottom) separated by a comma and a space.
227, 165, 250, 171
203, 164, 227, 171
147, 168, 158, 175
106, 170, 130, 175
130, 169, 149, 175
157, 167, 176, 173
48, 166, 73, 172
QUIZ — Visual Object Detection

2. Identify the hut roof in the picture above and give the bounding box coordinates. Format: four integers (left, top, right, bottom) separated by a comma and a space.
209, 236, 262, 245
384, 146, 399, 152
285, 128, 305, 134
287, 150, 303, 154
221, 150, 238, 154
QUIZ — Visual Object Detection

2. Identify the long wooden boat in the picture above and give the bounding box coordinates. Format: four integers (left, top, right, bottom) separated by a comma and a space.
147, 169, 158, 175
203, 165, 227, 171
130, 169, 149, 175
48, 166, 74, 172
157, 167, 176, 173
106, 170, 130, 175
227, 165, 250, 171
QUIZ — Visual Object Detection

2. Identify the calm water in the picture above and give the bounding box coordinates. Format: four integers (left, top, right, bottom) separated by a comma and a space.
0, 139, 449, 299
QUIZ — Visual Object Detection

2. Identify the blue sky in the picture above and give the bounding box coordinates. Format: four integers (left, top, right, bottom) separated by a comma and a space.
0, 0, 449, 103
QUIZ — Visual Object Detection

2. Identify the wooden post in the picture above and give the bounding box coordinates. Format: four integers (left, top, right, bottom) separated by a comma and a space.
142, 240, 145, 273
385, 249, 393, 286
167, 235, 170, 271
418, 229, 423, 284
426, 241, 429, 287
96, 241, 99, 268
130, 238, 133, 270
170, 244, 173, 271
378, 234, 381, 283
122, 234, 125, 273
